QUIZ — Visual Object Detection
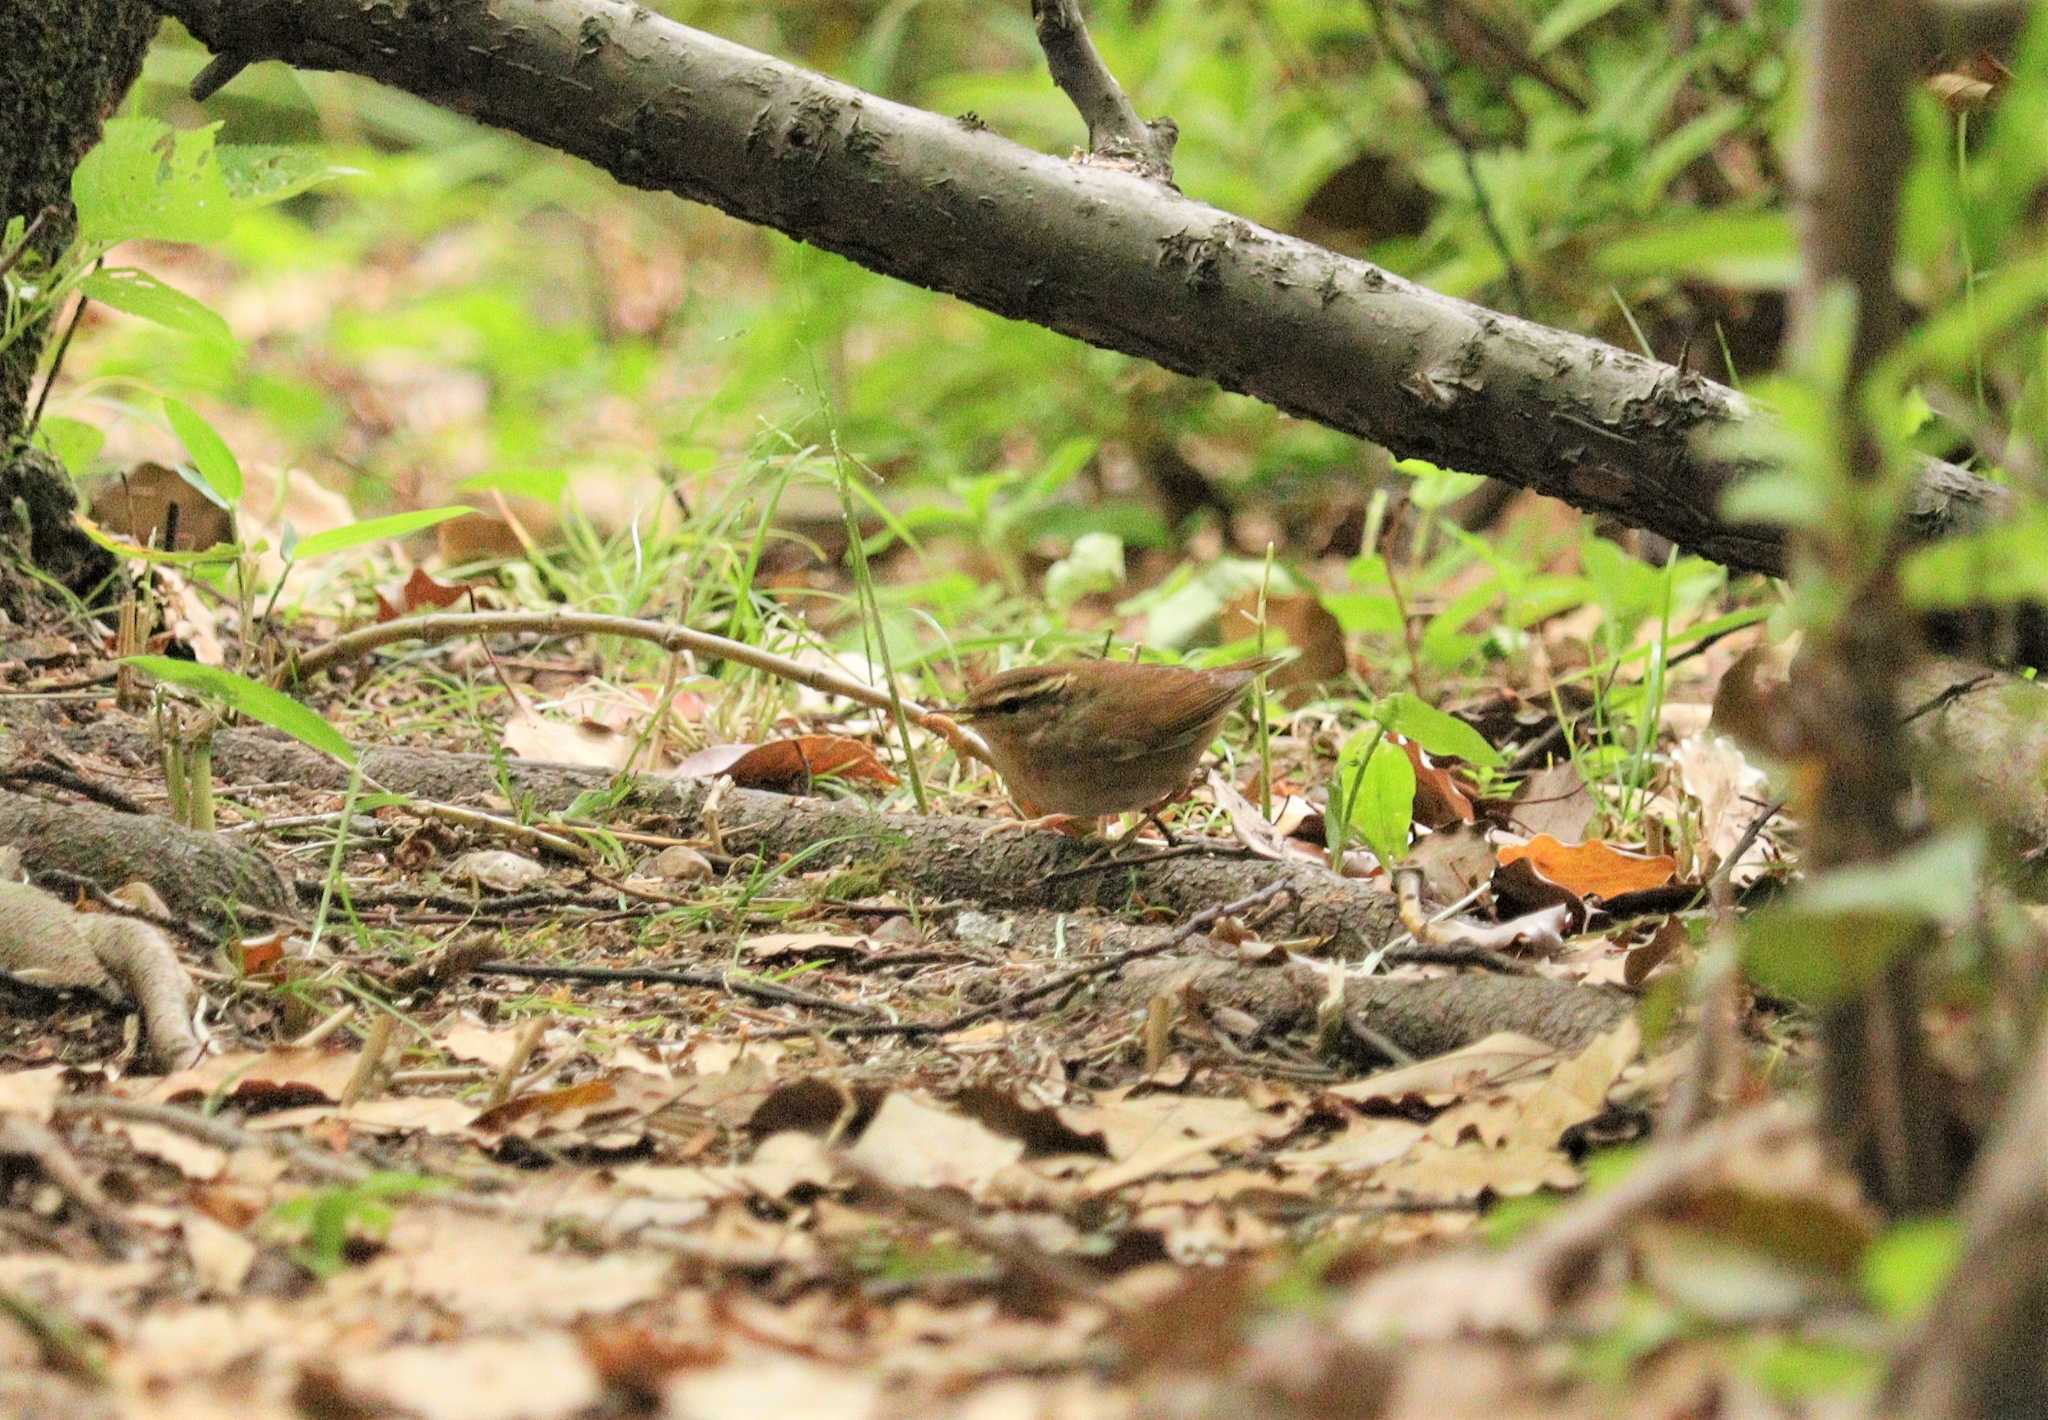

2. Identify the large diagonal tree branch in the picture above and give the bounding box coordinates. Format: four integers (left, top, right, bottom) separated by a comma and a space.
147, 0, 2006, 578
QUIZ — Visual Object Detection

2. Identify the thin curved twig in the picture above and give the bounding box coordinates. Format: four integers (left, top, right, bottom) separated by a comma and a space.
281, 609, 993, 766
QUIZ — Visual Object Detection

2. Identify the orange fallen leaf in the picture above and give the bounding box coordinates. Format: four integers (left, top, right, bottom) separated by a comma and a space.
671, 735, 896, 791
1496, 833, 1678, 900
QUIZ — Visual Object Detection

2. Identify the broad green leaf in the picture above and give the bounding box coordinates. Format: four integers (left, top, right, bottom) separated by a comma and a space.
1419, 582, 1500, 670
1390, 457, 1488, 511
73, 117, 234, 246
1581, 535, 1667, 634
36, 417, 104, 476
1013, 499, 1170, 550
1738, 1337, 1881, 1401
1720, 470, 1831, 531
1377, 692, 1504, 768
125, 656, 356, 765
1320, 591, 1402, 636
1741, 906, 1920, 1008
1901, 248, 2048, 375
1741, 831, 1981, 1006
81, 269, 236, 355
216, 145, 356, 208
1861, 1219, 1962, 1322
289, 507, 471, 561
1027, 436, 1098, 498
162, 398, 243, 506
1637, 104, 1747, 208
1799, 829, 1983, 924
1335, 733, 1415, 867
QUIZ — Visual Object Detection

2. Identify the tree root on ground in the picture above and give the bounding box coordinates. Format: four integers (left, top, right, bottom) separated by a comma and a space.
0, 789, 290, 923
0, 779, 286, 1070
25, 716, 1639, 1067
0, 880, 200, 1070
1112, 953, 1630, 1060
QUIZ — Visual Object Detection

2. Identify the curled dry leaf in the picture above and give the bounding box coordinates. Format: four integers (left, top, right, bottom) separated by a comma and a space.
235, 929, 290, 979
471, 1071, 682, 1144
0, 1065, 65, 1123
180, 1210, 257, 1295
1206, 770, 1327, 865
1674, 732, 1775, 884
616, 1130, 835, 1203
1492, 854, 1587, 925
332, 1331, 603, 1420
670, 735, 896, 792
1396, 735, 1478, 827
501, 705, 638, 772
375, 565, 490, 622
1393, 865, 1565, 952
1624, 916, 1692, 988
154, 566, 226, 667
739, 932, 871, 963
440, 1023, 529, 1070
1440, 902, 1572, 956
1327, 1032, 1559, 1108
148, 1047, 361, 1109
88, 461, 235, 551
1408, 822, 1496, 905
846, 1092, 1025, 1190
449, 849, 548, 893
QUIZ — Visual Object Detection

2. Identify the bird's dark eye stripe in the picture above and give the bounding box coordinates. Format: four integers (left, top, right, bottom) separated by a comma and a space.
976, 688, 1051, 714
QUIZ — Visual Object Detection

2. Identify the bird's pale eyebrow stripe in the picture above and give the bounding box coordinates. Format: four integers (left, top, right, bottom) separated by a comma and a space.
976, 672, 1072, 711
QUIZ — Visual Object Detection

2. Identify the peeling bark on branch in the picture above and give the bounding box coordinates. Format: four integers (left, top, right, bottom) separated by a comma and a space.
143, 0, 2005, 579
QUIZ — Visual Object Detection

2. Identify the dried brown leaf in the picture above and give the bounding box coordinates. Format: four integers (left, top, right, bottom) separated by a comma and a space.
1495, 834, 1677, 900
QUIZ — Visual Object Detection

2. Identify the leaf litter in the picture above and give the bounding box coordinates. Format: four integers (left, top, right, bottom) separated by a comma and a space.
0, 491, 1844, 1419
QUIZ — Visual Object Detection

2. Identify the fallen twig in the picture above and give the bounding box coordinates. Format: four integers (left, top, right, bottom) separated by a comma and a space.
469, 959, 880, 1018
281, 609, 992, 766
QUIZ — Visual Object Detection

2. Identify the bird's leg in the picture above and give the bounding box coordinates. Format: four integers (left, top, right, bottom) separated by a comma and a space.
1138, 809, 1182, 847
1132, 777, 1206, 846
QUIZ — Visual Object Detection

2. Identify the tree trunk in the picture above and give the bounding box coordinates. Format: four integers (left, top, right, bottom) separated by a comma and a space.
1790, 0, 1965, 1214
0, 0, 159, 433
0, 0, 153, 606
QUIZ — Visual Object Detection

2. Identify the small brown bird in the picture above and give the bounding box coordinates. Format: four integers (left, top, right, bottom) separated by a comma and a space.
955, 655, 1284, 821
